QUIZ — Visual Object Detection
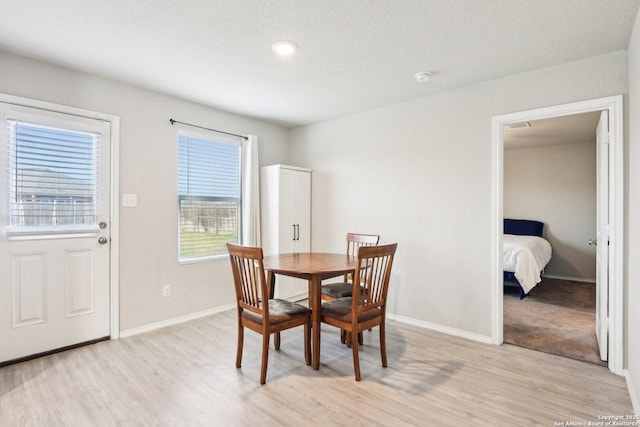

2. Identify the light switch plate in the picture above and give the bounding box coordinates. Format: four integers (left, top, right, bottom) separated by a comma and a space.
122, 193, 138, 208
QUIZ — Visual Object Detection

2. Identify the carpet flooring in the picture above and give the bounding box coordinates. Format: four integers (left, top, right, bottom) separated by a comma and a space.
503, 277, 606, 366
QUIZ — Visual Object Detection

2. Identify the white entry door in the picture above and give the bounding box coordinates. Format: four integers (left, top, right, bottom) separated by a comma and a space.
595, 110, 609, 361
0, 102, 111, 363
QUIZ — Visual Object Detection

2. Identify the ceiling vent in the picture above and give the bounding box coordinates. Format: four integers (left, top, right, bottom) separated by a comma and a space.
507, 121, 531, 130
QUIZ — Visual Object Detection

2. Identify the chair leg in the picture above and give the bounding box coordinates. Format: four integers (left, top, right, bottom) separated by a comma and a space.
274, 332, 281, 350
304, 321, 311, 365
380, 321, 387, 367
351, 329, 361, 381
260, 333, 270, 385
340, 329, 347, 344
346, 331, 363, 346
236, 324, 244, 368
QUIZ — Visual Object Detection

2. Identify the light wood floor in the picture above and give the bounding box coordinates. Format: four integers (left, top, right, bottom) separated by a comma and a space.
0, 309, 633, 426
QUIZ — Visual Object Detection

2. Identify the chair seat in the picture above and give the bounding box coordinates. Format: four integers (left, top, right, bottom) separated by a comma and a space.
242, 299, 311, 325
321, 282, 364, 299
321, 297, 381, 323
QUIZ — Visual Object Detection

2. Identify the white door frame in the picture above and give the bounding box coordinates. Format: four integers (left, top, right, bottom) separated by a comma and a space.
0, 93, 120, 341
491, 95, 624, 375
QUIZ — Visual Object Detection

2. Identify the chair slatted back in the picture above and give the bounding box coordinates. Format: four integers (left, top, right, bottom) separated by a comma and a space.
227, 244, 268, 317
352, 243, 397, 313
346, 232, 380, 255
345, 233, 380, 281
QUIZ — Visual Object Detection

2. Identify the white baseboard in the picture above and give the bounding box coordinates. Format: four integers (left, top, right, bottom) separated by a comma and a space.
119, 306, 493, 346
387, 312, 494, 345
626, 370, 640, 415
119, 303, 235, 338
289, 292, 309, 302
542, 274, 596, 283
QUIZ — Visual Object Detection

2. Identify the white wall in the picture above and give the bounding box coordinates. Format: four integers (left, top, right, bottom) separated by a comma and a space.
626, 7, 640, 414
290, 51, 627, 337
504, 142, 596, 281
0, 51, 290, 331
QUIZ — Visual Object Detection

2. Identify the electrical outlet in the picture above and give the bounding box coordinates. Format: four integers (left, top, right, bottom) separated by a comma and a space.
162, 284, 171, 297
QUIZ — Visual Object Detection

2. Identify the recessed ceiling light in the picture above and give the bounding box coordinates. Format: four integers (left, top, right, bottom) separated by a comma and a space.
415, 71, 432, 82
272, 40, 298, 56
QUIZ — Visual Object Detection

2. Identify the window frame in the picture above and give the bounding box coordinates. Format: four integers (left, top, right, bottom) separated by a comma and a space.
177, 130, 242, 264
4, 109, 108, 240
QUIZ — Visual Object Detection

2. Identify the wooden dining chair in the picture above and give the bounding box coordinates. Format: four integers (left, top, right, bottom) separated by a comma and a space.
227, 243, 311, 384
320, 243, 397, 381
320, 232, 380, 301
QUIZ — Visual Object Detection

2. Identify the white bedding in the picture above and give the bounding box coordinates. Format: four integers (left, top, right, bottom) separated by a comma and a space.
503, 234, 552, 294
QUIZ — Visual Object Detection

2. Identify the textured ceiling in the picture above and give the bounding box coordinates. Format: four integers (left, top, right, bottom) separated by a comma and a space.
0, 0, 639, 128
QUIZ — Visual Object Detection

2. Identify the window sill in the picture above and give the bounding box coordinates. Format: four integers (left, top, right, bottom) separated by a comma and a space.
179, 254, 229, 265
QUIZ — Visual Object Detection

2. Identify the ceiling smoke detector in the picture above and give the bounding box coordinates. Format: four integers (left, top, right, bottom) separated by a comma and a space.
415, 71, 432, 82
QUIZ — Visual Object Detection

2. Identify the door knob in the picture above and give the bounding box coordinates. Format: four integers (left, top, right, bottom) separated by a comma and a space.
99, 221, 107, 229
98, 237, 108, 245
588, 239, 597, 246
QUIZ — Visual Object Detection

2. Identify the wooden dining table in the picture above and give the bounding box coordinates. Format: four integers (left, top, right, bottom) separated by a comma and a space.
262, 252, 356, 370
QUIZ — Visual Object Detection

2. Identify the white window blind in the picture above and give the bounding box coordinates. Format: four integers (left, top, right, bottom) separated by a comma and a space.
178, 134, 241, 260
7, 120, 99, 230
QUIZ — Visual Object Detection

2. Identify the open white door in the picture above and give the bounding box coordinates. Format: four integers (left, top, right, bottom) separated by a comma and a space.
595, 110, 609, 362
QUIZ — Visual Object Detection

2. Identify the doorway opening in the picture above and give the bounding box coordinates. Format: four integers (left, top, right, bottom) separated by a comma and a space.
491, 95, 624, 375
501, 111, 603, 366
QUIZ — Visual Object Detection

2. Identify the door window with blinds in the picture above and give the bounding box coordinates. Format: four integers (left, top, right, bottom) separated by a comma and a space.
178, 133, 241, 261
6, 118, 101, 236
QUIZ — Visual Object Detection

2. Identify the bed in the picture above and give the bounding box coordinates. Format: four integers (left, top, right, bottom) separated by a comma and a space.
503, 218, 552, 299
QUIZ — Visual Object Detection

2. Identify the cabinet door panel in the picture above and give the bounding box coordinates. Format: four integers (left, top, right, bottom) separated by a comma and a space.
292, 170, 311, 252
279, 168, 297, 253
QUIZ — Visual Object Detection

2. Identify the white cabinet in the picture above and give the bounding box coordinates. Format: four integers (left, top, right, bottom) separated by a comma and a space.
261, 165, 311, 300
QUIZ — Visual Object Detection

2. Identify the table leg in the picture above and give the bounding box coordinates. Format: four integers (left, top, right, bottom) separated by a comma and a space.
267, 272, 282, 348
310, 275, 321, 370
268, 271, 276, 299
